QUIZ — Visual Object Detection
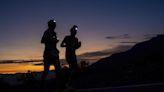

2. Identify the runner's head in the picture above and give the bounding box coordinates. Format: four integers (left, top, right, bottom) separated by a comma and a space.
70, 25, 78, 36
48, 19, 56, 29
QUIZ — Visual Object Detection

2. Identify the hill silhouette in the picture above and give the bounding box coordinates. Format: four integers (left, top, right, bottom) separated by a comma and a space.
72, 34, 164, 89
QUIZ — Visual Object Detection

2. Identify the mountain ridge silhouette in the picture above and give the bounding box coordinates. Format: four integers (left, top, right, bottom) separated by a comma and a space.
72, 34, 164, 88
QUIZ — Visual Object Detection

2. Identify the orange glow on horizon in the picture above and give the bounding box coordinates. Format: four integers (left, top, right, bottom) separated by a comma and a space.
0, 40, 112, 74
0, 63, 55, 74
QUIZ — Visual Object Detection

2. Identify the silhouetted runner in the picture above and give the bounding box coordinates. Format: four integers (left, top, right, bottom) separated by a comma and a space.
41, 19, 62, 91
61, 25, 81, 88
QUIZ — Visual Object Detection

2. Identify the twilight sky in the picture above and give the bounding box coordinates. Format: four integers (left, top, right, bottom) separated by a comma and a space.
0, 0, 164, 60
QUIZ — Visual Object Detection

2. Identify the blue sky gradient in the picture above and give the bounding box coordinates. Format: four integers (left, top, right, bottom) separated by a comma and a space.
0, 0, 164, 60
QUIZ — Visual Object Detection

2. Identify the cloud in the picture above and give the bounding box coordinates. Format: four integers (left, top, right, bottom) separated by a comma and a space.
121, 34, 131, 39
78, 45, 132, 63
33, 63, 43, 66
105, 36, 117, 39
107, 45, 133, 55
120, 41, 138, 44
0, 60, 41, 64
106, 34, 131, 40
144, 34, 157, 40
79, 51, 110, 58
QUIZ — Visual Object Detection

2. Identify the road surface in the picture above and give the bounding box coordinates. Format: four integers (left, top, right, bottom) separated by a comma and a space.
76, 82, 164, 92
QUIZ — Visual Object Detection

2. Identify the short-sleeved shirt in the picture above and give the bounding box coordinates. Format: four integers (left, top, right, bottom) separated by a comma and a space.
62, 36, 80, 55
41, 30, 59, 58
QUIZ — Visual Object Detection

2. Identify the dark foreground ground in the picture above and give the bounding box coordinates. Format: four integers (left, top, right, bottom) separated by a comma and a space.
1, 77, 164, 92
